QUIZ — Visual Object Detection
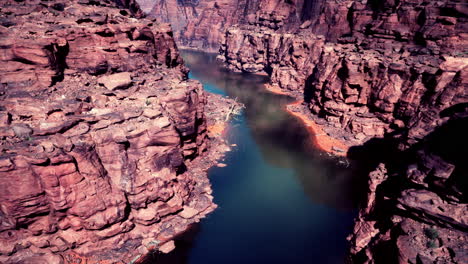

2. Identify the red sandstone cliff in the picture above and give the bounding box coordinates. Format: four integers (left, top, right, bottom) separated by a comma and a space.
217, 0, 467, 262
143, 0, 323, 51
0, 0, 232, 263
138, 0, 466, 262
220, 0, 467, 144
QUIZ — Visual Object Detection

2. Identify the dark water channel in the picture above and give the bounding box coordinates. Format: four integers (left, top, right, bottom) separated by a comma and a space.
153, 51, 363, 264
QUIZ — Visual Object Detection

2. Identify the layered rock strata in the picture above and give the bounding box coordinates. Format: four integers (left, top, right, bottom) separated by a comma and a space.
144, 0, 323, 51
217, 0, 467, 262
348, 112, 467, 263
220, 0, 467, 146
0, 0, 230, 263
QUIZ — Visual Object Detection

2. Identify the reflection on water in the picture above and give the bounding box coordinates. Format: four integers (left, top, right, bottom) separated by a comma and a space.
150, 51, 363, 264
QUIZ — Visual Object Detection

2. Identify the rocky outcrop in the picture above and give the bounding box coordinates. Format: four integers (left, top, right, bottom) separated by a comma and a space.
0, 0, 183, 88
219, 0, 467, 145
0, 0, 229, 263
348, 111, 467, 263
143, 0, 323, 51
114, 0, 146, 17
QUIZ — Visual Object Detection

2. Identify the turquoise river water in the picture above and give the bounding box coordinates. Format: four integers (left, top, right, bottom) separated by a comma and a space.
150, 50, 362, 264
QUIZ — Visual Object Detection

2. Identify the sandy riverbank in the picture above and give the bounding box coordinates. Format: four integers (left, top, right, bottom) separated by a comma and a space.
264, 84, 350, 157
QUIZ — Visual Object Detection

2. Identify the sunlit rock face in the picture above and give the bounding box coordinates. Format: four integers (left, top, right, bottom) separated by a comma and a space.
220, 0, 467, 145
140, 0, 324, 51
0, 0, 216, 263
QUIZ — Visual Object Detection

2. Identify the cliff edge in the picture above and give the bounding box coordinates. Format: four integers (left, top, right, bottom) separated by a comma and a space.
217, 0, 467, 262
0, 0, 233, 263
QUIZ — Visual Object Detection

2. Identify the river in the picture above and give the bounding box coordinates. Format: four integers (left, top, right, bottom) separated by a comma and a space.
151, 50, 362, 264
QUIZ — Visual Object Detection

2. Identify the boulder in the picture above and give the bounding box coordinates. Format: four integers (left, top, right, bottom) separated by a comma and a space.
98, 72, 132, 90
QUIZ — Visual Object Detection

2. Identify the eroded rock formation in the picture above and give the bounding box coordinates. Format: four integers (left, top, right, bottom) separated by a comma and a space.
143, 0, 323, 51
220, 0, 467, 144
348, 112, 467, 263
0, 0, 229, 263
216, 0, 467, 263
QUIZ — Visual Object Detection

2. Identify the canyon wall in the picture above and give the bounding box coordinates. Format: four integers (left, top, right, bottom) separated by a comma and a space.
0, 0, 221, 263
138, 0, 466, 262
218, 0, 467, 262
143, 0, 323, 51
348, 114, 467, 263
220, 0, 467, 144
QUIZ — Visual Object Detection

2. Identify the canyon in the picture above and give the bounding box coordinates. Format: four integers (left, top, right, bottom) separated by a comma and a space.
0, 0, 466, 263
215, 1, 467, 262
145, 0, 467, 263
146, 0, 323, 51
0, 0, 237, 263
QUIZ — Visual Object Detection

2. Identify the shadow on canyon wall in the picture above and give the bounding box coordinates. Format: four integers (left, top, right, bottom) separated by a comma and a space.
347, 110, 467, 207
345, 108, 467, 263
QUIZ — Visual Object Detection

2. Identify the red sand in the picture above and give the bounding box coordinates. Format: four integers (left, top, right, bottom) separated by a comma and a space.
264, 84, 290, 95
265, 84, 349, 156
286, 101, 349, 156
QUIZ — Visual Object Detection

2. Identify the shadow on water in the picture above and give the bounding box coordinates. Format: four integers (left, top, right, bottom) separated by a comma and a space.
184, 50, 367, 210
145, 50, 368, 264
146, 224, 202, 264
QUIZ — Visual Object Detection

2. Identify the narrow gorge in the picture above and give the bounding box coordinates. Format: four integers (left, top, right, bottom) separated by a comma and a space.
146, 0, 468, 262
0, 0, 466, 263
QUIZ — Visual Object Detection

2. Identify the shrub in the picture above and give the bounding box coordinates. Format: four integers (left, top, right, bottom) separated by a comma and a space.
424, 227, 439, 240
145, 98, 151, 106
426, 240, 437, 249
